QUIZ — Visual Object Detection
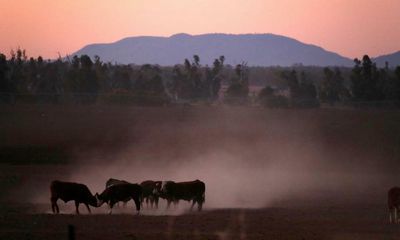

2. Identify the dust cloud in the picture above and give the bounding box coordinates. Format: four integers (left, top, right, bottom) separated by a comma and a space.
25, 106, 400, 211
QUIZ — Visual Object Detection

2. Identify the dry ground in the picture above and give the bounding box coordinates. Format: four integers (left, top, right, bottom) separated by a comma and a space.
1, 203, 400, 240
1, 104, 400, 239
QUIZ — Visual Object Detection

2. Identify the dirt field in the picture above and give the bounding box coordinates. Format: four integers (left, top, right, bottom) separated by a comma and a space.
1, 203, 399, 240
1, 104, 400, 239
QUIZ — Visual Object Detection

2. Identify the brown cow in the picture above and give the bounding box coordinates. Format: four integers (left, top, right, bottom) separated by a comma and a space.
160, 180, 205, 211
140, 180, 162, 209
50, 180, 98, 214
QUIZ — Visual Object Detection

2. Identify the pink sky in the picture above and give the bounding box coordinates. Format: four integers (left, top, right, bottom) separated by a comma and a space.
1, 0, 399, 59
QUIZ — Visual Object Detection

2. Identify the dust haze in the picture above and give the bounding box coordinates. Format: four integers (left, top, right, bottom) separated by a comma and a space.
23, 106, 400, 211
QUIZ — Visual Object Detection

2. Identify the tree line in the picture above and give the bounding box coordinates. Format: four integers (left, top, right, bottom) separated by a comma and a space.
1, 48, 400, 107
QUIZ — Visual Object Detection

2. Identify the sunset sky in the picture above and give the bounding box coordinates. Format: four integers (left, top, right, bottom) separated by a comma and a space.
1, 0, 399, 59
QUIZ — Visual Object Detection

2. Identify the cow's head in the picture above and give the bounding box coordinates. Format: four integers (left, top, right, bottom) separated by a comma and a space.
161, 181, 168, 192
95, 193, 105, 207
152, 181, 162, 196
159, 181, 175, 198
88, 193, 99, 207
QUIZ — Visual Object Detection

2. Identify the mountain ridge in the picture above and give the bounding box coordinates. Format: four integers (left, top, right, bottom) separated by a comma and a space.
72, 33, 397, 67
373, 51, 400, 68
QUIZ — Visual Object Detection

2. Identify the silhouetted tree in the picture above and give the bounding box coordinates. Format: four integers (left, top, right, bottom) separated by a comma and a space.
258, 86, 289, 108
298, 71, 319, 107
93, 55, 110, 93
281, 69, 318, 107
281, 69, 300, 99
111, 65, 133, 90
170, 55, 204, 101
65, 55, 98, 103
132, 64, 168, 105
390, 66, 400, 101
351, 55, 384, 101
9, 48, 28, 96
319, 67, 347, 104
0, 53, 12, 103
225, 63, 249, 104
205, 55, 225, 100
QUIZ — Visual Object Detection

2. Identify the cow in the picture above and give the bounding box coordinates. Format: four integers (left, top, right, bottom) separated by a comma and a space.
96, 183, 142, 214
106, 178, 130, 188
140, 180, 162, 209
388, 187, 400, 223
50, 180, 98, 214
105, 178, 132, 207
160, 180, 205, 211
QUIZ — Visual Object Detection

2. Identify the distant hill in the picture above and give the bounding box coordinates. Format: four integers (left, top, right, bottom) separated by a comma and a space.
73, 33, 353, 67
373, 51, 400, 68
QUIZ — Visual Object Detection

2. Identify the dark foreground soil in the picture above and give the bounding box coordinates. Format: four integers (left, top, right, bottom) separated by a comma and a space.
1, 203, 399, 240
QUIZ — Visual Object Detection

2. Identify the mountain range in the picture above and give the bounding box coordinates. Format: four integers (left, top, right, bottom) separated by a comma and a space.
73, 33, 399, 67
373, 51, 400, 68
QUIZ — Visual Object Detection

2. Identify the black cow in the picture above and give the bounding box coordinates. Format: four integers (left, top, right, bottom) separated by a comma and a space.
96, 183, 142, 214
160, 180, 205, 211
140, 180, 162, 209
388, 187, 400, 223
50, 180, 98, 214
105, 178, 132, 207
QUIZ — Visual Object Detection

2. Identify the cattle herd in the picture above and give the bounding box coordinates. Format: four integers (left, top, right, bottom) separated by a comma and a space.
50, 178, 205, 214
50, 178, 400, 225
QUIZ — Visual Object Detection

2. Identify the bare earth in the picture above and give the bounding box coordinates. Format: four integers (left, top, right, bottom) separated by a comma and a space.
0, 202, 399, 240
1, 105, 400, 239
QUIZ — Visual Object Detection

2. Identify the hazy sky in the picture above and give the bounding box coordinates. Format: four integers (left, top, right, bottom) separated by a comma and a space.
1, 0, 399, 59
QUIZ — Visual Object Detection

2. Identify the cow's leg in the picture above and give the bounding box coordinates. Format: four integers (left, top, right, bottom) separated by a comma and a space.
51, 198, 55, 213
55, 200, 60, 213
190, 200, 196, 211
390, 209, 393, 223
85, 203, 91, 214
75, 201, 80, 215
51, 197, 58, 214
51, 200, 55, 214
108, 201, 115, 215
150, 196, 154, 209
173, 200, 178, 209
155, 197, 159, 209
133, 196, 141, 214
167, 199, 171, 209
198, 194, 205, 211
